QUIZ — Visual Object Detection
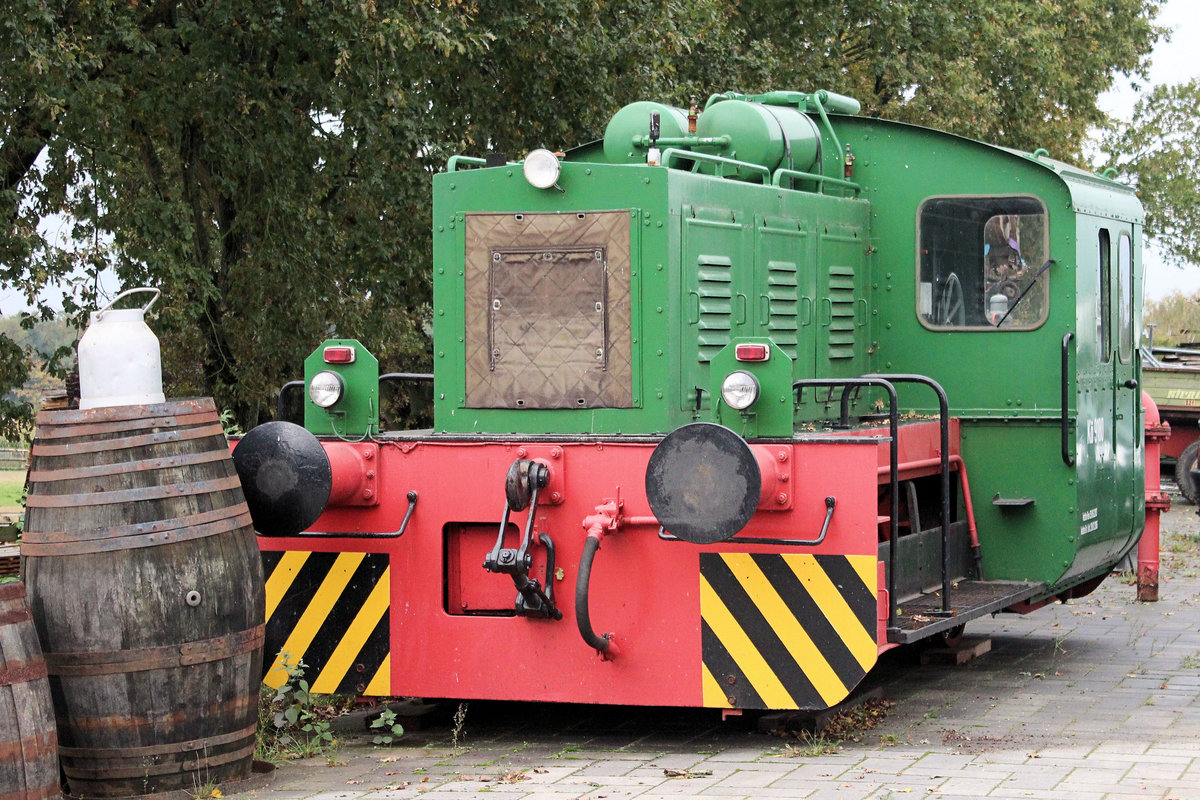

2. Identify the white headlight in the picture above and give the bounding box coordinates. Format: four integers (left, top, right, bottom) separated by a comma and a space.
308, 370, 345, 408
721, 371, 760, 410
523, 148, 561, 189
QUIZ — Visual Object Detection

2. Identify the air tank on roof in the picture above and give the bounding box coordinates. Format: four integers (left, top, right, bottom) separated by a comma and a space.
603, 91, 862, 177
694, 98, 821, 176
602, 101, 690, 164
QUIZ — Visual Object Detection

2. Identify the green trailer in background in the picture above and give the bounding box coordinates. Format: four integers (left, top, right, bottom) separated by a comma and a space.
1142, 347, 1200, 501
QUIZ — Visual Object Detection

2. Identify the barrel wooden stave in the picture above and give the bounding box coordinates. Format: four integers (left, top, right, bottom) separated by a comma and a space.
23, 399, 264, 799
0, 582, 61, 800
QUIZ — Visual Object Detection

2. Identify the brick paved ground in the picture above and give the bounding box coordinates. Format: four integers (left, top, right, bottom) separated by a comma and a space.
228, 503, 1200, 800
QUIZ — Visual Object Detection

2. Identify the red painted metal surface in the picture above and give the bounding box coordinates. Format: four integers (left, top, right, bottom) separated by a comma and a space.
1155, 414, 1196, 461
1140, 392, 1168, 602
256, 422, 955, 707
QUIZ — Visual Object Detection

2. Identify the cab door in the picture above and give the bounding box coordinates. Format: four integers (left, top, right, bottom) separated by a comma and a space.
1112, 228, 1140, 536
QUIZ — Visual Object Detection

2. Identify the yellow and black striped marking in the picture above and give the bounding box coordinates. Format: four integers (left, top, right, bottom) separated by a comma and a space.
261, 550, 390, 696
701, 553, 877, 710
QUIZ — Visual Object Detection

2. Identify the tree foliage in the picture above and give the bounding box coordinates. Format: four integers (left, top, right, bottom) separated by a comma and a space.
0, 0, 1165, 428
734, 0, 1162, 157
1102, 80, 1200, 268
0, 315, 73, 441
1144, 290, 1200, 348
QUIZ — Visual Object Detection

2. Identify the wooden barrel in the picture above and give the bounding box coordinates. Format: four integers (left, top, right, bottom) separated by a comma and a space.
21, 399, 264, 799
0, 582, 60, 800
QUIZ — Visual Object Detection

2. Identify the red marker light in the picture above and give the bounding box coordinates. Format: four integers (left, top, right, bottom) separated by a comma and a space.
734, 343, 770, 362
323, 346, 356, 364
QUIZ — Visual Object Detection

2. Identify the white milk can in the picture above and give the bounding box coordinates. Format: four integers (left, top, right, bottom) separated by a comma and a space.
78, 288, 166, 409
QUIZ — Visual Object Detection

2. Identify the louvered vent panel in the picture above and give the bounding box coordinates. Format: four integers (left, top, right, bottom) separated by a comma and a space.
697, 255, 733, 362
766, 259, 799, 359
827, 264, 856, 360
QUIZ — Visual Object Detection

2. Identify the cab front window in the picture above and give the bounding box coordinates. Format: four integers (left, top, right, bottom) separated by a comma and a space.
917, 196, 1049, 330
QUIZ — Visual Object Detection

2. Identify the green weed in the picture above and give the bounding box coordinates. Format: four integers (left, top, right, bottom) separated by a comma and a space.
255, 655, 345, 762
370, 708, 405, 746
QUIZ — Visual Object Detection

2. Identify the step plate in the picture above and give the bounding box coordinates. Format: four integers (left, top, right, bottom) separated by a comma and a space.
887, 580, 1045, 645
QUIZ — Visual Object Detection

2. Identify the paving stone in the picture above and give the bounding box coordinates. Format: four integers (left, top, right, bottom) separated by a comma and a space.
226, 506, 1200, 800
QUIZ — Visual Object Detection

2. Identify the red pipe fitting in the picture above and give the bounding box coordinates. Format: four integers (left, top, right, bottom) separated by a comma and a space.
578, 499, 624, 660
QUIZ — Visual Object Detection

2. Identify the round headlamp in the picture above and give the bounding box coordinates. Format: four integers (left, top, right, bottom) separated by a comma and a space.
720, 371, 760, 411
308, 370, 345, 409
522, 148, 561, 189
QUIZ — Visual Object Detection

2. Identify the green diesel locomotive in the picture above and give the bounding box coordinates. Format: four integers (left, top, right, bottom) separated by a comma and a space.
235, 89, 1157, 711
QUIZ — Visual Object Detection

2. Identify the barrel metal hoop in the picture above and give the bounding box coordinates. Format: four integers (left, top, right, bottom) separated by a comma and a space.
0, 582, 28, 602
29, 423, 227, 457
35, 398, 216, 426
30, 410, 218, 440
23, 503, 247, 545
0, 657, 49, 687
20, 508, 253, 556
0, 781, 61, 800
27, 446, 230, 483
61, 740, 256, 781
0, 606, 31, 625
45, 623, 266, 676
24, 474, 242, 509
57, 722, 257, 760
0, 728, 57, 763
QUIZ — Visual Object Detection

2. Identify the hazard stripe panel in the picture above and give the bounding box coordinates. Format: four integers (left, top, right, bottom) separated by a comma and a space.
700, 553, 877, 710
260, 550, 390, 696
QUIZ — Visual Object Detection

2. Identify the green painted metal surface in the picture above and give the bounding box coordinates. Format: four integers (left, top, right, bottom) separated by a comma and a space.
413, 92, 1147, 595
303, 339, 379, 436
709, 338, 794, 438
835, 116, 1144, 590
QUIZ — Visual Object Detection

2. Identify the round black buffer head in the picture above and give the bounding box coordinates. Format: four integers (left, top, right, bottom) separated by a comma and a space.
645, 422, 761, 544
232, 421, 332, 536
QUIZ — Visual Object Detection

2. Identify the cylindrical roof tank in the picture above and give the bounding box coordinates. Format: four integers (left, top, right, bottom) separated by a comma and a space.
603, 101, 690, 164
695, 99, 820, 177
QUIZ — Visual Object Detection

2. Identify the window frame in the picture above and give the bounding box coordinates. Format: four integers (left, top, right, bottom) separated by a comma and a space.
915, 194, 1051, 332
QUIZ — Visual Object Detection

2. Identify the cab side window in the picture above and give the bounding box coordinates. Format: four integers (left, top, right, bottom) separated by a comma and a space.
1117, 233, 1133, 364
1098, 229, 1111, 363
918, 196, 1049, 330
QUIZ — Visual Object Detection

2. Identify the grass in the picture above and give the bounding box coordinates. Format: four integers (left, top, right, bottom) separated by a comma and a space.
0, 470, 24, 510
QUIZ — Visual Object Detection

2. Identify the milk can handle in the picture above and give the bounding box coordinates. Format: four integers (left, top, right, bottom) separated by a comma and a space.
96, 287, 161, 321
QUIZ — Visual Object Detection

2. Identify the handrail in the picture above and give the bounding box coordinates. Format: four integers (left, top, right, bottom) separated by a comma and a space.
277, 374, 433, 424
277, 381, 305, 422
379, 372, 433, 385
631, 134, 731, 149
795, 377, 900, 631
661, 148, 771, 184
1062, 332, 1076, 467
657, 496, 836, 546
862, 374, 954, 615
771, 168, 861, 196
806, 93, 845, 183
447, 155, 488, 172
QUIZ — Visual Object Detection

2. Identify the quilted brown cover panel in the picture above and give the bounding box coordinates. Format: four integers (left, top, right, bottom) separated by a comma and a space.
464, 211, 633, 409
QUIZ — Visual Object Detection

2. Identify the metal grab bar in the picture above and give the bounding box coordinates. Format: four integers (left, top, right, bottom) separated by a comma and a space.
795, 377, 900, 631
657, 496, 836, 546
1062, 332, 1076, 467
862, 374, 954, 615
660, 148, 771, 183
300, 491, 418, 539
771, 168, 861, 196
